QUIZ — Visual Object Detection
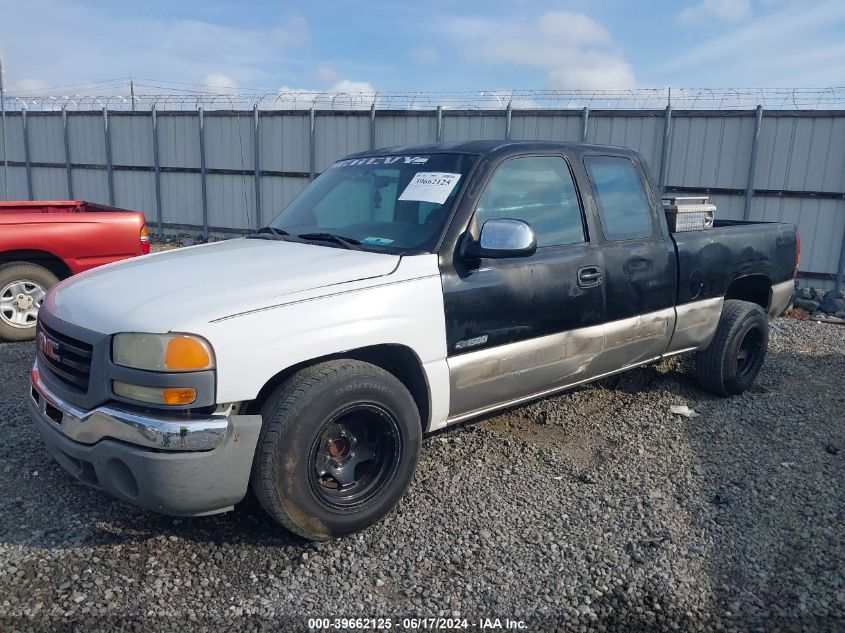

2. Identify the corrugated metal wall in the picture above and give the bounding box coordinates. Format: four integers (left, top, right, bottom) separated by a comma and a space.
1, 108, 842, 287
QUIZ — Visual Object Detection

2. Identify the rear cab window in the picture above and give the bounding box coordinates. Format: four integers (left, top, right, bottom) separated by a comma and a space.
584, 155, 653, 241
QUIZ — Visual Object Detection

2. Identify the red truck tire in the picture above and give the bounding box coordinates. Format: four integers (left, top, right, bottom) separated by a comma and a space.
0, 262, 59, 341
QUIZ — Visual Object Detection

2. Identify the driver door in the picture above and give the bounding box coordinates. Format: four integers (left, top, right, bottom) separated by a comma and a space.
440, 154, 607, 420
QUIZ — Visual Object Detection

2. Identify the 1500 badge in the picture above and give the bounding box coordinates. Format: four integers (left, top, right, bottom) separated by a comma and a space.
455, 335, 488, 350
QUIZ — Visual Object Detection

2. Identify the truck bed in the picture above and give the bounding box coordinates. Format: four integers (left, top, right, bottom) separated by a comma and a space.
670, 219, 798, 306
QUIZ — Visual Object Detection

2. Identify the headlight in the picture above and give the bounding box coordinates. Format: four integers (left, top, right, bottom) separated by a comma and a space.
112, 333, 215, 372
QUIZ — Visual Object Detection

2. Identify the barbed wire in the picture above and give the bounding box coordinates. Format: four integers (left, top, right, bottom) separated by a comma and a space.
2, 87, 844, 112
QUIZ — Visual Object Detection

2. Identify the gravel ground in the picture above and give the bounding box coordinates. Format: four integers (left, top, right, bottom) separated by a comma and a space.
0, 317, 843, 632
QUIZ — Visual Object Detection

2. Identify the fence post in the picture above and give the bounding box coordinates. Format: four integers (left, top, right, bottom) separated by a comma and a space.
658, 104, 673, 193
309, 107, 316, 181
103, 107, 114, 205
62, 106, 74, 198
835, 220, 845, 295
369, 102, 376, 151
21, 108, 33, 200
505, 102, 512, 140
253, 105, 261, 229
580, 107, 589, 143
151, 105, 163, 236
436, 105, 443, 142
198, 107, 209, 240
743, 105, 764, 221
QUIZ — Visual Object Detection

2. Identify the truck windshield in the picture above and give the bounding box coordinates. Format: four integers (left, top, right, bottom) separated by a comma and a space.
266, 153, 477, 253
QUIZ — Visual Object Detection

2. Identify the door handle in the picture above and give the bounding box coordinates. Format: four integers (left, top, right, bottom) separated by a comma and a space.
577, 266, 603, 287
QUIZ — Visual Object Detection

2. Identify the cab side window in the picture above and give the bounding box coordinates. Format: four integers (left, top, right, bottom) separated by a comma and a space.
584, 156, 654, 241
476, 156, 586, 248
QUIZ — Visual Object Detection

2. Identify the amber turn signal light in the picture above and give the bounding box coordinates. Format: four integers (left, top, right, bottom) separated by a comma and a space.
165, 336, 212, 371
162, 387, 197, 405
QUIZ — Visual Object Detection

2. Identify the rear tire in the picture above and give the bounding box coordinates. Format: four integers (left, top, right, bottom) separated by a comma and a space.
695, 299, 769, 396
0, 262, 59, 342
251, 359, 421, 541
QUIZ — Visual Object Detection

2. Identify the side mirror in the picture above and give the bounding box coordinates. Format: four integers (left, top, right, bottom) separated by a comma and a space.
464, 218, 537, 259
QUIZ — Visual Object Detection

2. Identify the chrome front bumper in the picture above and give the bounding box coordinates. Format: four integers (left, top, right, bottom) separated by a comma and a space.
29, 362, 263, 516
30, 363, 227, 451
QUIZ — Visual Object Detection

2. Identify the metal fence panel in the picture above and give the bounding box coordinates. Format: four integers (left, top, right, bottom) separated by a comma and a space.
260, 175, 309, 220
204, 113, 255, 171
590, 113, 664, 175
207, 173, 255, 229
3, 165, 28, 198
1, 113, 25, 161
31, 166, 68, 198
27, 115, 64, 163
70, 167, 109, 201
667, 114, 756, 189
114, 170, 157, 218
375, 114, 437, 148
67, 113, 107, 164
752, 195, 844, 275
259, 113, 310, 173
509, 113, 581, 142
784, 116, 845, 193
160, 171, 202, 226
110, 114, 154, 167
441, 113, 507, 141
157, 114, 201, 169
314, 113, 370, 172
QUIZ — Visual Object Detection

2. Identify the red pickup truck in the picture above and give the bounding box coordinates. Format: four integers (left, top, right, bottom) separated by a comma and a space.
0, 201, 149, 341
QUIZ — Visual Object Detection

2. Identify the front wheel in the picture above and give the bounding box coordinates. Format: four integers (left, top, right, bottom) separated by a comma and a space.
251, 359, 421, 540
0, 262, 59, 342
695, 299, 769, 396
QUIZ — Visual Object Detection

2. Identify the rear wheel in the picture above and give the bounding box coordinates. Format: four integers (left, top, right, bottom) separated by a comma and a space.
251, 359, 421, 540
0, 263, 59, 342
695, 299, 769, 396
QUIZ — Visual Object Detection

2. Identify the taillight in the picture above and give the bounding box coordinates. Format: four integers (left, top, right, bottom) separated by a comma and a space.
793, 231, 800, 278
140, 224, 150, 255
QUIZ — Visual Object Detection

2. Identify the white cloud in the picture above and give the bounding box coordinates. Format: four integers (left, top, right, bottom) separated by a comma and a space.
329, 79, 375, 94
679, 0, 753, 23
410, 47, 437, 65
9, 78, 48, 92
656, 0, 845, 85
315, 65, 341, 84
445, 11, 635, 89
0, 2, 309, 93
204, 73, 238, 93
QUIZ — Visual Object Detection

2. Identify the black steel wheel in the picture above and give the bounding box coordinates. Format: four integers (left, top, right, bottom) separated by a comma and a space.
309, 404, 401, 509
696, 299, 769, 396
251, 359, 421, 540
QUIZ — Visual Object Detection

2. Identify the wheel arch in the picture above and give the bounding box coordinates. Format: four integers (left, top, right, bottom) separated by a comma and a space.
245, 343, 432, 432
724, 274, 772, 311
0, 250, 73, 280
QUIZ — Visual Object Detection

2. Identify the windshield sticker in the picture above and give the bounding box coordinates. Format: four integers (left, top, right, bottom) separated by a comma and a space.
398, 172, 462, 205
362, 236, 394, 246
332, 156, 429, 168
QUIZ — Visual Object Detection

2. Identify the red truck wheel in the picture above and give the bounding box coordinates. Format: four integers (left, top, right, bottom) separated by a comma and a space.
0, 262, 59, 341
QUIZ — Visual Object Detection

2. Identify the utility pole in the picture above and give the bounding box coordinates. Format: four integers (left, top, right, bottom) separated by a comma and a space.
0, 56, 8, 199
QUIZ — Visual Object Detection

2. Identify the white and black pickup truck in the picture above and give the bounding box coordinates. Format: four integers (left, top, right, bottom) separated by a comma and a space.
29, 141, 798, 540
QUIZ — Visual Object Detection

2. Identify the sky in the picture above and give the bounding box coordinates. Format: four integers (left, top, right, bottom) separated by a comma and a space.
1, 0, 844, 96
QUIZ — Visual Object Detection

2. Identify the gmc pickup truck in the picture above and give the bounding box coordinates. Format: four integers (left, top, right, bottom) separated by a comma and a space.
1, 200, 149, 341
28, 141, 797, 540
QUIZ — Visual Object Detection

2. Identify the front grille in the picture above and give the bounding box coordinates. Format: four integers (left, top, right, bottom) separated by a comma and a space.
38, 323, 93, 392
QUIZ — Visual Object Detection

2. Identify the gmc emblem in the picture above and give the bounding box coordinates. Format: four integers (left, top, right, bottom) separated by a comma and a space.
38, 331, 62, 363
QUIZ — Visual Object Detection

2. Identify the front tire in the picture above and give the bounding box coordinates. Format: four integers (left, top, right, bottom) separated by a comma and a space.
0, 262, 59, 342
251, 360, 421, 540
695, 299, 769, 396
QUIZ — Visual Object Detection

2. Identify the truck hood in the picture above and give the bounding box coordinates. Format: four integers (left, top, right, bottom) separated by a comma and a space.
45, 238, 401, 333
